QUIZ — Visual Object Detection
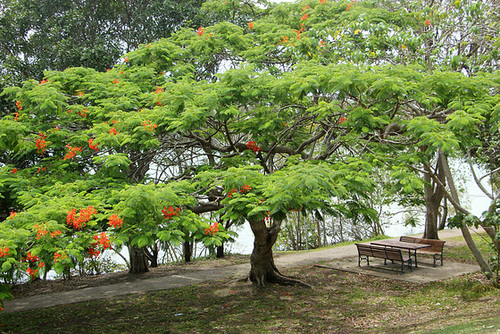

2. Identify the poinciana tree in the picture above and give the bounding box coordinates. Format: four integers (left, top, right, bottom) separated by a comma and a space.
0, 0, 499, 307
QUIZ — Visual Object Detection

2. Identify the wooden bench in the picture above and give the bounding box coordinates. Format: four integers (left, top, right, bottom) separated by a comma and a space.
399, 236, 445, 267
355, 243, 412, 273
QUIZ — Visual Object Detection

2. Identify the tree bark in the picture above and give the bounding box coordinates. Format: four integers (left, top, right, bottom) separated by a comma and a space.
423, 154, 445, 239
426, 153, 493, 278
183, 240, 192, 262
128, 245, 149, 274
216, 243, 224, 258
248, 220, 310, 288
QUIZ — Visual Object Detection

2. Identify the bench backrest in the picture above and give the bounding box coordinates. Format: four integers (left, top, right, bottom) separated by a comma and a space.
416, 238, 445, 253
399, 236, 418, 243
355, 243, 403, 260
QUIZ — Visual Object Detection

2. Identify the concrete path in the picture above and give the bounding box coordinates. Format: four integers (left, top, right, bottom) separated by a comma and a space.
3, 228, 480, 314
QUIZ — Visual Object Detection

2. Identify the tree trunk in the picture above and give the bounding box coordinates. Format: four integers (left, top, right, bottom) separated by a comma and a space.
144, 243, 159, 268
128, 245, 149, 274
248, 220, 310, 288
216, 243, 224, 258
438, 198, 448, 230
183, 240, 192, 262
423, 154, 445, 239
426, 153, 493, 278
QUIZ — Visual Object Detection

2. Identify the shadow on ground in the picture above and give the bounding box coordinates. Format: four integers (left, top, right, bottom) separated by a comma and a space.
315, 256, 480, 283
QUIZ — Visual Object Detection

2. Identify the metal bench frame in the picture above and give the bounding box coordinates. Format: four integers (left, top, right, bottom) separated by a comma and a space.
355, 243, 412, 273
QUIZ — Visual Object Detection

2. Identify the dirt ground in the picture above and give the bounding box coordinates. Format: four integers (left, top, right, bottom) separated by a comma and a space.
10, 254, 250, 299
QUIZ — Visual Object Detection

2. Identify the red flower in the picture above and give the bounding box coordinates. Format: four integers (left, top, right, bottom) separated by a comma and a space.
8, 211, 15, 219
0, 247, 9, 258
11, 168, 17, 174
301, 13, 308, 21
319, 0, 327, 4
339, 116, 347, 124
425, 20, 431, 26
302, 5, 310, 11
88, 138, 99, 151
53, 252, 67, 263
40, 79, 48, 85
63, 144, 82, 160
36, 133, 48, 156
197, 27, 204, 36
247, 141, 261, 153
204, 222, 219, 236
26, 252, 40, 262
346, 3, 352, 10
155, 86, 164, 94
162, 206, 181, 220
108, 214, 124, 228
16, 100, 22, 111
248, 22, 254, 29
109, 127, 118, 135
240, 184, 252, 193
66, 206, 97, 229
113, 79, 120, 84
78, 109, 88, 118
142, 120, 158, 132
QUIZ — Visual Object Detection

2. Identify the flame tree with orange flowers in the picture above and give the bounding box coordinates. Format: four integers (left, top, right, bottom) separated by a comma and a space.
0, 0, 499, 303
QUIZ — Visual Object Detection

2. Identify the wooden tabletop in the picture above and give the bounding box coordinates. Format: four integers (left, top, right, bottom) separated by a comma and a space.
370, 240, 431, 250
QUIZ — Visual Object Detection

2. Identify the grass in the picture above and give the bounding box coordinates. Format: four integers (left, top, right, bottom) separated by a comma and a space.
1, 235, 499, 333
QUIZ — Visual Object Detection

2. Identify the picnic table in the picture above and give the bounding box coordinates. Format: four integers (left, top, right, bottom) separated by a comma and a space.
370, 240, 431, 267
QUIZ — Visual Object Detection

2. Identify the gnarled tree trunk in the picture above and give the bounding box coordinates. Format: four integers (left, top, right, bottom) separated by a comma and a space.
248, 219, 310, 288
128, 245, 149, 274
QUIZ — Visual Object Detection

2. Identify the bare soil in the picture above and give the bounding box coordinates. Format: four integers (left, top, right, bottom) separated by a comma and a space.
10, 254, 250, 299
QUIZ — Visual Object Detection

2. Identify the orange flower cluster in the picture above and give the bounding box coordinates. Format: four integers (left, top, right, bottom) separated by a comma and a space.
155, 86, 164, 94
248, 22, 254, 29
0, 247, 10, 258
78, 109, 88, 118
63, 144, 82, 160
112, 79, 120, 84
53, 251, 68, 263
11, 168, 17, 174
93, 232, 111, 249
88, 138, 99, 151
27, 267, 39, 280
346, 0, 356, 10
226, 184, 252, 198
16, 100, 22, 111
319, 0, 327, 4
8, 211, 15, 219
301, 13, 308, 21
26, 252, 40, 262
37, 166, 47, 173
205, 222, 219, 236
142, 120, 158, 132
67, 206, 97, 229
339, 116, 347, 124
109, 127, 118, 135
425, 20, 431, 26
36, 133, 48, 156
302, 5, 310, 11
197, 27, 204, 36
34, 223, 49, 239
88, 244, 100, 258
162, 206, 180, 220
108, 214, 124, 228
247, 141, 261, 153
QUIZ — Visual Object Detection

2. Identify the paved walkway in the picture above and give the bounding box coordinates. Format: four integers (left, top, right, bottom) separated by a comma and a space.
3, 228, 480, 314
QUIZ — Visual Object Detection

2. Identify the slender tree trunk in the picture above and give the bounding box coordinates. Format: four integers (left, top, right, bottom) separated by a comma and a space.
216, 243, 224, 258
248, 220, 310, 288
438, 198, 448, 230
433, 153, 493, 278
423, 153, 445, 239
145, 243, 159, 268
128, 245, 149, 274
183, 241, 192, 262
